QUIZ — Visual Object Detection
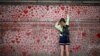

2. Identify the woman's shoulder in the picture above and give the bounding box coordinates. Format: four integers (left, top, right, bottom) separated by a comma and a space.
66, 25, 69, 27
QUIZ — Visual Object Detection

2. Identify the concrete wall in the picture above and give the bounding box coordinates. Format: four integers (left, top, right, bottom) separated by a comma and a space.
0, 4, 100, 56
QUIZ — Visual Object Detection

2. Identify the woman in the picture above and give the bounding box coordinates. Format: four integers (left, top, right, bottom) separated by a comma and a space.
55, 14, 70, 56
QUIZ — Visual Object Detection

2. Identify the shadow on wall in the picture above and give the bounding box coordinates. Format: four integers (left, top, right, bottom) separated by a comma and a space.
0, 19, 20, 44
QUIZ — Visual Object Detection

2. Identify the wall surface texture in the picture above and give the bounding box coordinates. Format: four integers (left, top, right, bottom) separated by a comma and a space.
0, 4, 100, 56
